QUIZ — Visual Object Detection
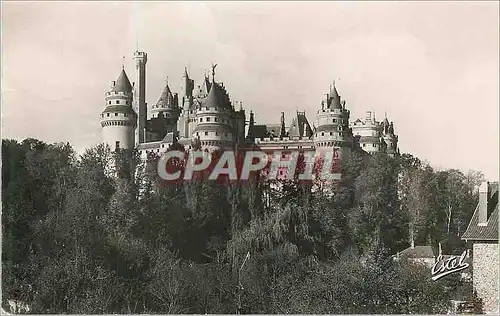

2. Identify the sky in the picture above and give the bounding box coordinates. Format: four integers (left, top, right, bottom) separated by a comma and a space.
2, 1, 499, 180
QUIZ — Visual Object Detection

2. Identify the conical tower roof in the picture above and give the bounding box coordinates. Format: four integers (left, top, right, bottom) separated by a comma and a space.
112, 69, 133, 93
202, 81, 231, 109
328, 83, 341, 109
154, 82, 176, 110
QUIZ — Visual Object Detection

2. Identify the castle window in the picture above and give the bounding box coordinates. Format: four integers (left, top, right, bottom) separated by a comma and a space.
196, 132, 199, 136
115, 141, 120, 149
339, 132, 343, 136
321, 132, 324, 136
108, 101, 111, 105
107, 113, 110, 117
207, 117, 211, 122
124, 113, 128, 117
363, 143, 366, 147
373, 143, 376, 147
115, 113, 118, 116
116, 100, 119, 104
215, 132, 219, 136
200, 118, 203, 122
215, 117, 219, 122
205, 132, 208, 136
330, 132, 333, 136
333, 119, 336, 123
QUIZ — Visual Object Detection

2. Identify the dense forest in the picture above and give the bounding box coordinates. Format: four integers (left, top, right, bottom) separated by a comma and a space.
2, 138, 485, 314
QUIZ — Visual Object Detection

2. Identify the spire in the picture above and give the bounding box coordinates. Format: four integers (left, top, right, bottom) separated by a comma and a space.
328, 81, 341, 110
183, 66, 189, 79
388, 122, 395, 134
248, 110, 255, 139
382, 112, 390, 133
112, 68, 133, 93
280, 112, 286, 138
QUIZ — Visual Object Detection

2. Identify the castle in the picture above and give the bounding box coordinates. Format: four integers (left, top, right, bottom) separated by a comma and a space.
99, 50, 399, 166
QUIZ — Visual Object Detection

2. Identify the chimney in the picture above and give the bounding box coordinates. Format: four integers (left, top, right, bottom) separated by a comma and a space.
478, 181, 489, 225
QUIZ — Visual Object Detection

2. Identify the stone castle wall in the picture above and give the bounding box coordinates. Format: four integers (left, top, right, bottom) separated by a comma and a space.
473, 243, 499, 314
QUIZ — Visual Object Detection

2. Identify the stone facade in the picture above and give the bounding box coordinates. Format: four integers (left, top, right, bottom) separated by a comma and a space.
100, 51, 400, 165
462, 181, 499, 314
472, 243, 499, 314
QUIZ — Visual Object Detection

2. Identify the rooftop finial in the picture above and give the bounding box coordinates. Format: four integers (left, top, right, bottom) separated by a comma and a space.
211, 63, 218, 82
165, 76, 169, 85
122, 56, 125, 69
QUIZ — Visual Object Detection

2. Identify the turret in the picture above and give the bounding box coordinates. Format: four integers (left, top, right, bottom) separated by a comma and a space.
151, 78, 180, 119
100, 68, 137, 150
314, 80, 354, 158
382, 116, 398, 157
247, 110, 255, 140
192, 65, 235, 151
280, 112, 286, 139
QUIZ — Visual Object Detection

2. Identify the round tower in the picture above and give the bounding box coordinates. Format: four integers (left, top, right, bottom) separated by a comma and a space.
100, 68, 137, 151
192, 79, 235, 151
314, 82, 354, 160
351, 111, 385, 154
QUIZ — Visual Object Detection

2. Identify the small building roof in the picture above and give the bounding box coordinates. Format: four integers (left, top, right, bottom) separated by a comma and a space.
399, 245, 436, 259
287, 112, 313, 138
462, 182, 499, 241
